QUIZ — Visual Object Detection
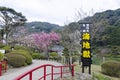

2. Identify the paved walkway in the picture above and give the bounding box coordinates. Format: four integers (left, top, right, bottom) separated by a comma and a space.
0, 60, 63, 80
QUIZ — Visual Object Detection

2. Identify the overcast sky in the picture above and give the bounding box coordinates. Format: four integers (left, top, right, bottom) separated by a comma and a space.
0, 0, 120, 26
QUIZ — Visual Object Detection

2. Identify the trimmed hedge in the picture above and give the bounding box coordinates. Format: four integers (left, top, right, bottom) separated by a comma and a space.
101, 61, 120, 77
2, 45, 11, 53
40, 54, 48, 59
93, 73, 111, 80
14, 46, 34, 55
50, 52, 58, 60
32, 53, 48, 59
11, 50, 32, 65
14, 45, 27, 50
32, 53, 41, 59
49, 52, 61, 61
0, 52, 4, 61
6, 53, 26, 67
50, 52, 58, 57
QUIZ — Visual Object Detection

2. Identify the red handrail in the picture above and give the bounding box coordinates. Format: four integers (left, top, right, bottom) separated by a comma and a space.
14, 64, 75, 80
0, 63, 2, 76
0, 61, 7, 76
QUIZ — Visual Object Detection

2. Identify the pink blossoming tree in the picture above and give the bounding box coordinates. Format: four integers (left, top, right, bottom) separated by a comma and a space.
33, 31, 60, 59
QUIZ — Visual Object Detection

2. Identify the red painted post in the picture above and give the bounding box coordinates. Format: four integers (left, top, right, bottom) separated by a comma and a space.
29, 72, 32, 80
71, 65, 74, 77
4, 61, 7, 72
44, 66, 46, 80
0, 63, 2, 76
51, 66, 53, 80
60, 66, 62, 78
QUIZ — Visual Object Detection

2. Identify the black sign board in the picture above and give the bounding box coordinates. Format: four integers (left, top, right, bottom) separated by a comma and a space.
79, 22, 92, 74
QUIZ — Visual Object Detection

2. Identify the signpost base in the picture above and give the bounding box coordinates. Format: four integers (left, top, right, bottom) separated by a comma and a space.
82, 65, 91, 74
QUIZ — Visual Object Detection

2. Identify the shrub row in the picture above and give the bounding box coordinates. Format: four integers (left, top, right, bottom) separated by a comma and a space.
6, 50, 32, 67
92, 73, 111, 80
0, 45, 33, 67
101, 61, 120, 77
32, 53, 47, 59
6, 53, 26, 67
50, 52, 60, 60
31, 52, 62, 61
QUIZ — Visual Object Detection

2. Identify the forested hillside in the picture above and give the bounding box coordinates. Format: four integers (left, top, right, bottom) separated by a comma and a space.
25, 21, 62, 33
82, 9, 120, 47
61, 8, 120, 56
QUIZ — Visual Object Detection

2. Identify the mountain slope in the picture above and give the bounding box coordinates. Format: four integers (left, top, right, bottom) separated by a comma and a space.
25, 21, 62, 33
80, 8, 120, 47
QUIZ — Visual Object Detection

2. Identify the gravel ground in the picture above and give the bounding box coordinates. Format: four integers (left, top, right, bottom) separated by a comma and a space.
55, 72, 92, 80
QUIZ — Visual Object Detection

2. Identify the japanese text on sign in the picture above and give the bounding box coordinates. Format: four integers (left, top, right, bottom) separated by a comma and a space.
82, 32, 91, 58
82, 41, 90, 49
82, 33, 90, 40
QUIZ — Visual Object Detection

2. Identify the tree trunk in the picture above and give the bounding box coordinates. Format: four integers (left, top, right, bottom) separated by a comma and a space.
68, 57, 73, 76
3, 33, 7, 45
4, 33, 9, 45
46, 51, 49, 60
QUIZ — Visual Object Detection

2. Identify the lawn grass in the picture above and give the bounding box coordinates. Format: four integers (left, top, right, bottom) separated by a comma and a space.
56, 62, 120, 80
74, 62, 120, 80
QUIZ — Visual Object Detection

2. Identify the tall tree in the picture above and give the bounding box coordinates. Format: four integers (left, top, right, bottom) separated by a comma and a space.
0, 6, 26, 44
60, 22, 81, 68
8, 26, 28, 46
61, 22, 81, 55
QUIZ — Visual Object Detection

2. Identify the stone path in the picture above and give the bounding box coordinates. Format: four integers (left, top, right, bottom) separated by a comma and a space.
0, 60, 63, 80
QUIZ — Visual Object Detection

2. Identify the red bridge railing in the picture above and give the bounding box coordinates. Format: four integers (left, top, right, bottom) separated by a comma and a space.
0, 61, 7, 76
14, 64, 75, 80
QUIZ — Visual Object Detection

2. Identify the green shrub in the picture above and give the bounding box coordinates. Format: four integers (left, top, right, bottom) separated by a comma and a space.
0, 52, 4, 61
2, 45, 11, 53
14, 45, 27, 50
11, 50, 32, 65
20, 52, 32, 65
32, 53, 41, 59
0, 43, 5, 48
50, 52, 59, 60
6, 53, 26, 67
32, 53, 48, 59
92, 73, 112, 80
14, 46, 34, 54
101, 61, 120, 77
39, 54, 47, 59
50, 52, 58, 57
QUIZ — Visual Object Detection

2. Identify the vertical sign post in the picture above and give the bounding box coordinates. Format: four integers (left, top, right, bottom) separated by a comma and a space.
79, 22, 92, 74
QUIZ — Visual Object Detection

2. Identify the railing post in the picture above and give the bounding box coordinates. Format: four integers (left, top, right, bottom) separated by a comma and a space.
71, 65, 74, 77
29, 72, 32, 80
4, 61, 7, 72
51, 66, 53, 80
44, 66, 46, 80
0, 63, 2, 76
60, 66, 62, 78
